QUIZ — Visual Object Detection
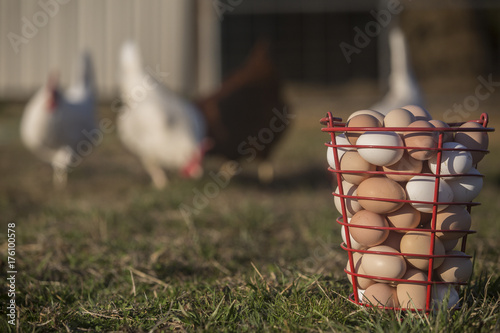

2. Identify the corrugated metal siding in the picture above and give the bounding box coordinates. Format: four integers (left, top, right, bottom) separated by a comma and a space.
0, 0, 219, 101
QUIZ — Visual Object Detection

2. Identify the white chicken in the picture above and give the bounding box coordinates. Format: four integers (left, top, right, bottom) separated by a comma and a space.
20, 51, 97, 188
370, 25, 425, 114
117, 41, 206, 189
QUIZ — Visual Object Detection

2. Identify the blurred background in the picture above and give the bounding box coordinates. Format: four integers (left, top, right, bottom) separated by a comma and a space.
1, 0, 499, 101
1, 0, 499, 181
1, 0, 500, 189
0, 0, 499, 192
1, 2, 500, 330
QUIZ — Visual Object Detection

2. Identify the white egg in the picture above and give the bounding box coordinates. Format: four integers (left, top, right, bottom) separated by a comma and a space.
357, 288, 366, 302
446, 168, 483, 203
432, 284, 460, 310
406, 176, 454, 213
428, 142, 473, 175
327, 134, 354, 169
356, 131, 404, 166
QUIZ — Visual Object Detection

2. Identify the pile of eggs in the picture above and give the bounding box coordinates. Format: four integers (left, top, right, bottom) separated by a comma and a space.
325, 105, 490, 311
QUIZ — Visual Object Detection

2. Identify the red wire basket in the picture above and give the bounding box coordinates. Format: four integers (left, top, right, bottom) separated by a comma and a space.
320, 111, 494, 313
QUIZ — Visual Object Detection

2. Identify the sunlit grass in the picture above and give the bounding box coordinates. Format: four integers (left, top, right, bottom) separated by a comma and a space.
0, 95, 499, 332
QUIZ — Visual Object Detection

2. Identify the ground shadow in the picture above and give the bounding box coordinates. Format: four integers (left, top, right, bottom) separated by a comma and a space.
230, 164, 335, 192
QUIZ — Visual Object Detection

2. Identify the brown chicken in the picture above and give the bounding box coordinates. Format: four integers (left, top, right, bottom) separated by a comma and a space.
196, 40, 290, 182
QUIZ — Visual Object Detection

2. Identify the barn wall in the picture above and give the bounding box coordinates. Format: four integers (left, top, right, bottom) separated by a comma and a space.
0, 0, 220, 101
0, 0, 497, 101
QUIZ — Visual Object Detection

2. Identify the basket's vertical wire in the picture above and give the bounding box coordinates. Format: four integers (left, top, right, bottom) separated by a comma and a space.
462, 114, 488, 253
461, 205, 472, 253
326, 112, 360, 304
425, 131, 444, 311
481, 113, 489, 128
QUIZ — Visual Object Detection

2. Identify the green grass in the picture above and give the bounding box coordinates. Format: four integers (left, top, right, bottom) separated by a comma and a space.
0, 93, 499, 332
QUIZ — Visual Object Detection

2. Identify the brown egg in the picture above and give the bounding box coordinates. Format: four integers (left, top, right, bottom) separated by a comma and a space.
435, 205, 471, 240
356, 265, 375, 289
403, 120, 438, 161
401, 105, 432, 121
384, 108, 416, 134
386, 204, 421, 233
400, 231, 445, 270
429, 119, 453, 143
397, 268, 429, 310
340, 151, 376, 185
349, 210, 389, 247
346, 252, 375, 289
454, 121, 489, 164
334, 181, 362, 218
383, 152, 423, 182
435, 251, 473, 283
380, 231, 404, 252
347, 109, 385, 125
341, 224, 365, 250
362, 283, 399, 308
362, 245, 407, 282
345, 114, 381, 145
357, 177, 406, 214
